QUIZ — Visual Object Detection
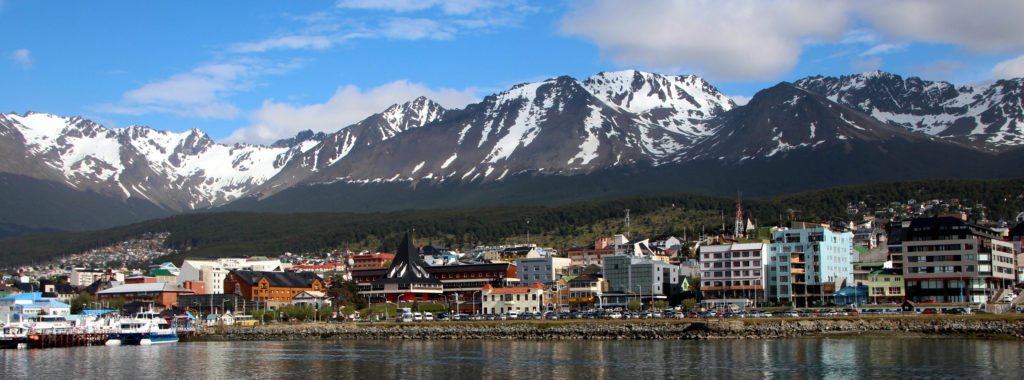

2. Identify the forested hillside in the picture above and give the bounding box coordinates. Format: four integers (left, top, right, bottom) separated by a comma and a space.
2, 178, 1021, 267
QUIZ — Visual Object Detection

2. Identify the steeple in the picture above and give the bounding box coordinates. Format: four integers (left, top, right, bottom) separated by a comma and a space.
378, 232, 441, 285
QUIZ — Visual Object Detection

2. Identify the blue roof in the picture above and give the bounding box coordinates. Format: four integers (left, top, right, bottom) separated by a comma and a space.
81, 309, 116, 315
16, 299, 70, 309
0, 292, 43, 301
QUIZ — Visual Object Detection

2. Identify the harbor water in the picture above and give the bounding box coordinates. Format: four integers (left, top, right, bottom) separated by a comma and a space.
3, 337, 1024, 379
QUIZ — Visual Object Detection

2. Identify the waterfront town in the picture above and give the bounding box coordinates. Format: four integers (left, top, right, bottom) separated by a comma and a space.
3, 198, 1024, 337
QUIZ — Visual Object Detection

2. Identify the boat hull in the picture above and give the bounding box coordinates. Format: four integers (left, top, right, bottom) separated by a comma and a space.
110, 332, 178, 346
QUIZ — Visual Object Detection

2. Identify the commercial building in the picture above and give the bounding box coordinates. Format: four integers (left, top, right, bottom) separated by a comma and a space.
567, 237, 616, 267
481, 283, 547, 315
514, 256, 571, 285
179, 258, 285, 294
767, 224, 855, 307
699, 243, 769, 303
96, 282, 196, 308
888, 217, 1017, 303
224, 270, 326, 307
349, 253, 395, 270
566, 274, 606, 311
602, 255, 680, 303
0, 292, 71, 323
69, 268, 113, 287
863, 269, 905, 304
361, 234, 444, 303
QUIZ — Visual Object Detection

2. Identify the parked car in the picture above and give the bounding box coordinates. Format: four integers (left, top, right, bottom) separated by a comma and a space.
921, 308, 941, 315
607, 311, 623, 319
423, 313, 434, 321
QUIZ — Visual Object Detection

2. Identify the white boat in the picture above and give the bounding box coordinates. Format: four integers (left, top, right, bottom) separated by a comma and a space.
25, 315, 74, 334
0, 324, 29, 349
106, 311, 178, 346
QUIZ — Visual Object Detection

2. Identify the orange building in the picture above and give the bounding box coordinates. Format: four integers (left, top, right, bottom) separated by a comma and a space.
566, 237, 615, 267
350, 253, 395, 270
224, 270, 326, 306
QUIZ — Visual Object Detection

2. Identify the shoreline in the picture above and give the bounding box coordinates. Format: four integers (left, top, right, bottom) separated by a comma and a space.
183, 316, 1024, 341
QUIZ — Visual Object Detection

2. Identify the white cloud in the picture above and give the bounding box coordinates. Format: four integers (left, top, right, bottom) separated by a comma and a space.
852, 57, 883, 73
11, 48, 31, 69
98, 60, 301, 120
992, 55, 1024, 80
860, 43, 906, 56
227, 80, 478, 144
854, 0, 1024, 54
912, 60, 966, 81
230, 35, 336, 53
380, 17, 454, 40
337, 0, 504, 15
560, 0, 849, 81
561, 0, 1024, 81
729, 95, 751, 106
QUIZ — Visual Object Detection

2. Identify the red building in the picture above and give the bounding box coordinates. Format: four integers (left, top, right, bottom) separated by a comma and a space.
350, 253, 395, 270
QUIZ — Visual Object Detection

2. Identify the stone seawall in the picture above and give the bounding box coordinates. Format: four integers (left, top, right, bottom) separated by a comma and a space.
186, 317, 1024, 341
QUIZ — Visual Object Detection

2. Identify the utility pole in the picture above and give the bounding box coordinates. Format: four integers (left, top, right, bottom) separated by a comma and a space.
624, 209, 631, 238
735, 191, 744, 239
526, 218, 531, 245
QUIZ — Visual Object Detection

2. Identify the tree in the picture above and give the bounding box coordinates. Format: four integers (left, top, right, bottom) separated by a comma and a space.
682, 298, 697, 311
69, 292, 95, 314
627, 299, 642, 311
653, 300, 669, 310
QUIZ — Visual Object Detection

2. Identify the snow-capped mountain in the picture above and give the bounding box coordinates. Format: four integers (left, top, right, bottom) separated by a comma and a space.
293, 70, 734, 186
252, 96, 449, 195
4, 69, 1024, 233
0, 112, 320, 211
687, 82, 942, 161
795, 71, 1024, 150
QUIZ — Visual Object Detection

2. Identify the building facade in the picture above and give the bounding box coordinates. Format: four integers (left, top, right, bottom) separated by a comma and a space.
699, 243, 769, 303
864, 269, 905, 304
888, 217, 1017, 303
179, 258, 285, 294
481, 283, 547, 314
767, 225, 855, 307
602, 255, 679, 302
224, 270, 326, 307
349, 253, 395, 270
514, 256, 571, 285
567, 237, 616, 267
96, 283, 196, 308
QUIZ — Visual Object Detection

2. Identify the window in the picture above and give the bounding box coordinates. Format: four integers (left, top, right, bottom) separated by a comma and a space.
888, 287, 901, 294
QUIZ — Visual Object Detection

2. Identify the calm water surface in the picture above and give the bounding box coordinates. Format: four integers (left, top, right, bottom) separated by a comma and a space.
3, 337, 1024, 379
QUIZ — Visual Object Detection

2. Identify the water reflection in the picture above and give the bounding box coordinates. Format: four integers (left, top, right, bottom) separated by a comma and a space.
2, 337, 1023, 379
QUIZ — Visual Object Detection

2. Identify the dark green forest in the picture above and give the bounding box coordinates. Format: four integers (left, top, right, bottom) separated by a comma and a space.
1, 178, 1022, 267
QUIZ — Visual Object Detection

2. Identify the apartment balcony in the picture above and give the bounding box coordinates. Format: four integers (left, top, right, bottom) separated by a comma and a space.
791, 268, 805, 274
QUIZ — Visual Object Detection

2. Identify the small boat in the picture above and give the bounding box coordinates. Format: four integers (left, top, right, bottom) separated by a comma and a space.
0, 324, 29, 349
107, 311, 178, 346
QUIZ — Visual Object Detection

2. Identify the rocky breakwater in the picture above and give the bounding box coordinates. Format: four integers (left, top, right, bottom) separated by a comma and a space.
186, 317, 1024, 342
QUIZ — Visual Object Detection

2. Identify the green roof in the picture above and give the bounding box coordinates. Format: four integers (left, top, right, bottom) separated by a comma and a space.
150, 269, 175, 276
853, 245, 868, 254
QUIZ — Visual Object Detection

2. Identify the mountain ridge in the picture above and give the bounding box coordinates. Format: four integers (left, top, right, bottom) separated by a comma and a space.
2, 69, 1023, 235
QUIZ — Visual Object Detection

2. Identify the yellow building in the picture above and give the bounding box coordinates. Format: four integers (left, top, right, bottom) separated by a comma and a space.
866, 269, 904, 304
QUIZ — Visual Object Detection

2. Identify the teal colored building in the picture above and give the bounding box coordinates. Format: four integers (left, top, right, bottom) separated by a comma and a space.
767, 225, 855, 307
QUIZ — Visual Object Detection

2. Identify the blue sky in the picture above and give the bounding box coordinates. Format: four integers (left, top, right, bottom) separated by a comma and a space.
3, 0, 1024, 144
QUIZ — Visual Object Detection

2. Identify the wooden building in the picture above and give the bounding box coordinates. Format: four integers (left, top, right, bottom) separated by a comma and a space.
224, 270, 325, 307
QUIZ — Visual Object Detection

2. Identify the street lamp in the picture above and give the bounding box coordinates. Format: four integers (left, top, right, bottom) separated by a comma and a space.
471, 290, 482, 315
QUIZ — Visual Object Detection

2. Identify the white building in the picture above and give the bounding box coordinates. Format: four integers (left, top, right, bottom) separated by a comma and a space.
481, 283, 547, 315
0, 293, 70, 324
699, 243, 769, 303
179, 258, 285, 294
69, 268, 109, 287
514, 256, 571, 285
